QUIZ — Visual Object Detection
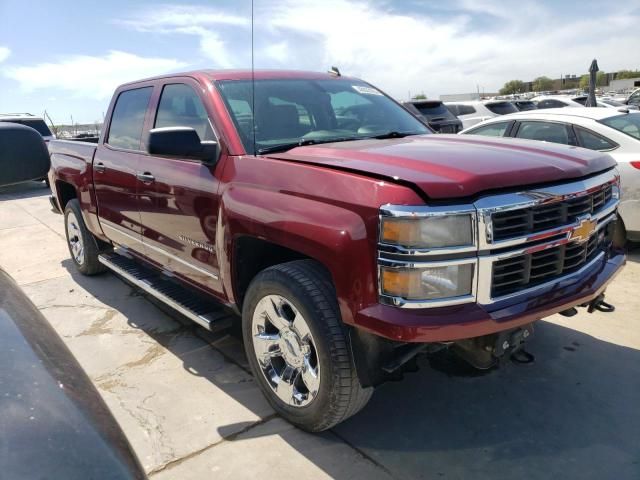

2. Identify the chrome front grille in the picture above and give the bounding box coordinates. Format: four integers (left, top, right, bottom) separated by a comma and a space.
491, 183, 613, 241
378, 169, 620, 308
491, 221, 614, 297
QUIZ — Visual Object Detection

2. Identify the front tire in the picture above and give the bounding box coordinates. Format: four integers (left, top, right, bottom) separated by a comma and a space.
242, 260, 372, 432
64, 199, 107, 276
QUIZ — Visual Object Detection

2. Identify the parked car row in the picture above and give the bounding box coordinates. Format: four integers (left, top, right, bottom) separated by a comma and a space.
433, 90, 640, 130
459, 108, 640, 241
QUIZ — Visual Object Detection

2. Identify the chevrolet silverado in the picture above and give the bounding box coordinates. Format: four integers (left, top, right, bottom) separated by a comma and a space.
48, 70, 624, 431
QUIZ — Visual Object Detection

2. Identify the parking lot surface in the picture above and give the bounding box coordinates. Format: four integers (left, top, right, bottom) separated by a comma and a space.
1, 182, 639, 480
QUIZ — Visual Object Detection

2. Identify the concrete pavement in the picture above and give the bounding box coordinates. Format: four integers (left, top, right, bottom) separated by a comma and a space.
1, 182, 639, 479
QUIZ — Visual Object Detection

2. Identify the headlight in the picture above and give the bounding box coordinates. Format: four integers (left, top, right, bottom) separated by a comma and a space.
381, 214, 474, 249
381, 262, 475, 301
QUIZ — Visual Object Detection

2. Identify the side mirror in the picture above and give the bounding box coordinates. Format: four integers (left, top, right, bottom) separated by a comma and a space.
147, 127, 218, 164
0, 123, 50, 187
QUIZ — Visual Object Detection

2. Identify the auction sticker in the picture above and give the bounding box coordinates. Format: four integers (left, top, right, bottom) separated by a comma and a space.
352, 85, 383, 95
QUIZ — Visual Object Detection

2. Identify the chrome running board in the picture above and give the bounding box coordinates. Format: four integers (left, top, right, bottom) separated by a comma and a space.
98, 251, 233, 332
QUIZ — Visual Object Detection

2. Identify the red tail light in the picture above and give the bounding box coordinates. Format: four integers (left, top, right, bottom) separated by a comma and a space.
631, 161, 640, 170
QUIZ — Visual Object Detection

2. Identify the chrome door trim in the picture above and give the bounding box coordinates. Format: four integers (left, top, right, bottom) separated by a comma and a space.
101, 222, 219, 280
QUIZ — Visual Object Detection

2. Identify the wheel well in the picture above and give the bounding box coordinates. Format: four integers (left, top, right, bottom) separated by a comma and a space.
56, 181, 77, 210
233, 236, 311, 306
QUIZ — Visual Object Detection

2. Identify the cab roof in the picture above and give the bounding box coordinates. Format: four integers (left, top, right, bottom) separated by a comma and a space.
119, 69, 357, 87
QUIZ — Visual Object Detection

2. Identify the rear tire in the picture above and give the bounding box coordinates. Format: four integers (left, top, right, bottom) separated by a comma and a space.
242, 260, 372, 432
64, 199, 107, 276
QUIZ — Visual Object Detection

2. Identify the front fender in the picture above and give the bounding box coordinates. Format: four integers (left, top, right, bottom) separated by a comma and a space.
218, 184, 377, 325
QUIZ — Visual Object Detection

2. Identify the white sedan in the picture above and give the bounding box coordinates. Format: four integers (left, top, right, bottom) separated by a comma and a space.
460, 107, 640, 241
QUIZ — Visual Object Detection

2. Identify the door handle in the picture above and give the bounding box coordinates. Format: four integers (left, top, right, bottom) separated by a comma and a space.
136, 172, 155, 183
94, 162, 106, 173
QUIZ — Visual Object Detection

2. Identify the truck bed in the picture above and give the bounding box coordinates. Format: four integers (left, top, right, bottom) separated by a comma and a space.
48, 139, 97, 165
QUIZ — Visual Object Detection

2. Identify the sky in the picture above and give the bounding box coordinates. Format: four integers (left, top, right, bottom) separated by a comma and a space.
1, 0, 639, 124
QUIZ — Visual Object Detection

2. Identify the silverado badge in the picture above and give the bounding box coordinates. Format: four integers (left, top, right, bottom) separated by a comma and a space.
569, 217, 597, 243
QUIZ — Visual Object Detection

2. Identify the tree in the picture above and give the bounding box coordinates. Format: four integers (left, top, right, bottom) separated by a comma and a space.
579, 74, 589, 90
579, 71, 607, 90
532, 76, 553, 92
499, 80, 525, 95
616, 70, 640, 80
412, 92, 427, 100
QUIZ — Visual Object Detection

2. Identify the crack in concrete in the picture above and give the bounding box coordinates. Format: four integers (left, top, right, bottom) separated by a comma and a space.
147, 413, 279, 477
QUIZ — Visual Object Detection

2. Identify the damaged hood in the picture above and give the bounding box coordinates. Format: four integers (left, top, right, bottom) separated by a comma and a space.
268, 134, 616, 199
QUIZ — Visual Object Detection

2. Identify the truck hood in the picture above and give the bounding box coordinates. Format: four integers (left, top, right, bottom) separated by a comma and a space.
269, 135, 616, 199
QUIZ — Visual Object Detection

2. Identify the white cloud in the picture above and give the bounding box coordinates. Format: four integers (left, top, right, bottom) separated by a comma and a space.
0, 46, 10, 63
4, 50, 187, 99
260, 0, 640, 99
118, 5, 249, 68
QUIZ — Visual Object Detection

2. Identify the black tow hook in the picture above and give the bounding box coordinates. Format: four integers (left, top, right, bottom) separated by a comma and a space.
587, 293, 615, 313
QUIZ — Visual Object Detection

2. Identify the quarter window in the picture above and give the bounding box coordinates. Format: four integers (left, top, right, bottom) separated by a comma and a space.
155, 84, 214, 141
516, 121, 575, 146
574, 127, 616, 151
466, 122, 510, 137
107, 87, 153, 150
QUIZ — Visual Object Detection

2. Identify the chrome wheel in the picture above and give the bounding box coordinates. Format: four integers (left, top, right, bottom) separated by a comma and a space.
252, 294, 320, 407
66, 211, 85, 265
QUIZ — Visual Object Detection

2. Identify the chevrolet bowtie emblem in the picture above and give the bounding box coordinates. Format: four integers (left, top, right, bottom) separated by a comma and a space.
569, 217, 597, 243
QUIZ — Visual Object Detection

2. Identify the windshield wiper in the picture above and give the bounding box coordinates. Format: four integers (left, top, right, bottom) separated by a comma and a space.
257, 136, 357, 155
368, 130, 424, 140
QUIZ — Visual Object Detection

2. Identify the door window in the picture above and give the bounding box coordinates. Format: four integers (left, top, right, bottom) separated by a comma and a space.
465, 122, 510, 137
107, 87, 153, 150
516, 121, 575, 145
155, 84, 215, 141
574, 127, 616, 150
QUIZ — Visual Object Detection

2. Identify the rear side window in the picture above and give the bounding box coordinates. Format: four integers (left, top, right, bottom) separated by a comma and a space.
536, 99, 567, 109
107, 87, 153, 150
154, 83, 215, 141
448, 104, 476, 116
516, 121, 575, 146
574, 127, 616, 151
515, 101, 537, 111
466, 122, 510, 137
457, 105, 476, 115
485, 102, 518, 115
599, 114, 640, 140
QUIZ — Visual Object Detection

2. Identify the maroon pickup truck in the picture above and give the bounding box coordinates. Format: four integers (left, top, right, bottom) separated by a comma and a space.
48, 70, 624, 431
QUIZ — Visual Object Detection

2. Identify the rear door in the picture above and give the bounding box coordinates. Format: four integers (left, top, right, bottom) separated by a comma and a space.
93, 86, 153, 253
136, 80, 223, 294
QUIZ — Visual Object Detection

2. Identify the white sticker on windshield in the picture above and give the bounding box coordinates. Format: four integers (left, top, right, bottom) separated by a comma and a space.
352, 85, 383, 96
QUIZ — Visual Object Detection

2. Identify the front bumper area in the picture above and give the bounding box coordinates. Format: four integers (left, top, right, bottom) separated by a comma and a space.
355, 249, 625, 343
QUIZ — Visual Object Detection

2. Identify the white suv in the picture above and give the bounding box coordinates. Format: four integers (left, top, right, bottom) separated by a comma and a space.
444, 100, 518, 129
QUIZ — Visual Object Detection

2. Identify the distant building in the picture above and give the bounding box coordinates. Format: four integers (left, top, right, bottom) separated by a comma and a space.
609, 77, 640, 92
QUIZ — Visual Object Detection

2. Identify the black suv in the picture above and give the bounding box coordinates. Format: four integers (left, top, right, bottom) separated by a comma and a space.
403, 100, 462, 133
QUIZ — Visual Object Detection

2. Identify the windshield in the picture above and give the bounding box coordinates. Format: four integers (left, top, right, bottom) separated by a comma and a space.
485, 102, 518, 115
411, 102, 456, 121
0, 119, 52, 137
599, 113, 640, 140
216, 78, 429, 154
